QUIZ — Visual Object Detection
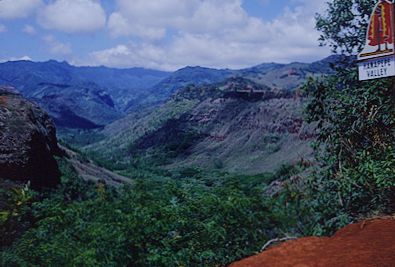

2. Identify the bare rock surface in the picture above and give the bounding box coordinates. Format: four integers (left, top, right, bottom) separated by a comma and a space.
61, 146, 132, 187
0, 86, 61, 188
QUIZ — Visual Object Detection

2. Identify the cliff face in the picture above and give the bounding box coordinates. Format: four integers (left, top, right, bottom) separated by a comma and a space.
0, 86, 61, 188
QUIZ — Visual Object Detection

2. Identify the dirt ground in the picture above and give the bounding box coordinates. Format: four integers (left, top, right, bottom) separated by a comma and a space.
230, 217, 395, 267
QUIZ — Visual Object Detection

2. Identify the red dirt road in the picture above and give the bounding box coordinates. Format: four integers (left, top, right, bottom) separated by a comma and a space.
230, 218, 395, 267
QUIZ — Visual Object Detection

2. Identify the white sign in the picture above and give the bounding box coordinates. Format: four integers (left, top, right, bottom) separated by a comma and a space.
358, 55, 395, 80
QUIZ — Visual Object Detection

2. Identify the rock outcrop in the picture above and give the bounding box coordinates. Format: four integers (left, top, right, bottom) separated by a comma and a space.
230, 217, 395, 267
0, 86, 61, 188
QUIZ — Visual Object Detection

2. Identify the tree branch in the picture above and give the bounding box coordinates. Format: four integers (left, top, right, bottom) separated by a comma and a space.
260, 236, 298, 252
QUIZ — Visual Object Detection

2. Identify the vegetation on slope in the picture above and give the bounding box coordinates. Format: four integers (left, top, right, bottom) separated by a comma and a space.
83, 78, 312, 174
1, 1, 395, 266
1, 159, 308, 266
299, 0, 395, 233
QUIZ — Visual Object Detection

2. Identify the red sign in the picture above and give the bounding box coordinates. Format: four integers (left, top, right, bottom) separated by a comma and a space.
358, 0, 395, 60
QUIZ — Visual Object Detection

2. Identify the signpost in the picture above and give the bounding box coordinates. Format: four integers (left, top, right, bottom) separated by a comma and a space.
358, 0, 395, 81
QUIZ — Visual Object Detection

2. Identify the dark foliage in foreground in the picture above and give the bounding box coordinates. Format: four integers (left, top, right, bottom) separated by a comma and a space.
1, 160, 307, 266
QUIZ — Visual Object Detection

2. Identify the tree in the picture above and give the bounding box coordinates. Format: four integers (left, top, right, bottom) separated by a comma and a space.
304, 0, 395, 234
316, 0, 377, 55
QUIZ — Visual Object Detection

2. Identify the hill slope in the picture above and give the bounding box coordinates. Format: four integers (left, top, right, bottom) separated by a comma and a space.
125, 66, 235, 110
239, 55, 337, 90
231, 218, 395, 267
84, 78, 314, 174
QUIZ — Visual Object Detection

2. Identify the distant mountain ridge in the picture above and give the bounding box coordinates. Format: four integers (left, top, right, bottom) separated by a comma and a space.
0, 60, 170, 128
125, 55, 339, 111
0, 56, 338, 129
0, 60, 170, 107
124, 66, 235, 111
238, 55, 338, 90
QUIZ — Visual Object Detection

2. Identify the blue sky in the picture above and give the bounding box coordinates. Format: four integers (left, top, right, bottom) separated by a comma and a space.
243, 0, 291, 20
0, 0, 331, 70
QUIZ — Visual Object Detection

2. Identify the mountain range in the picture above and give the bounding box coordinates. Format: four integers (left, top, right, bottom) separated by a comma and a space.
0, 56, 337, 130
0, 60, 169, 128
0, 56, 340, 173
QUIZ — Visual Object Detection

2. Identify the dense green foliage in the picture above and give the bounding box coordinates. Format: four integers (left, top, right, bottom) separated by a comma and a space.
303, 0, 395, 234
1, 159, 307, 266
316, 0, 376, 54
303, 72, 395, 234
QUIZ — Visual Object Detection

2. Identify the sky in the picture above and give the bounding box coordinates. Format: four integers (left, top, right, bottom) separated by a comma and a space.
0, 0, 331, 71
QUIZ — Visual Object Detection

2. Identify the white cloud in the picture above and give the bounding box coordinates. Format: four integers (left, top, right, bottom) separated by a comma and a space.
43, 35, 72, 55
89, 0, 330, 70
85, 44, 173, 69
0, 24, 7, 33
108, 13, 166, 40
108, 0, 247, 39
23, 24, 36, 35
38, 0, 106, 33
0, 56, 32, 63
17, 55, 32, 61
0, 0, 42, 19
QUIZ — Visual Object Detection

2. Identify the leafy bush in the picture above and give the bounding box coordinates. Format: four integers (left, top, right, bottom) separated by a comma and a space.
301, 69, 395, 234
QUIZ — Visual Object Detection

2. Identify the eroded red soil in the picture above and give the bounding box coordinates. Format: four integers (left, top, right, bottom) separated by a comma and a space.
230, 218, 395, 267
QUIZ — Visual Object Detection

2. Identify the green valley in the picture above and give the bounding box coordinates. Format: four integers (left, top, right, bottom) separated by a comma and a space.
1, 0, 395, 266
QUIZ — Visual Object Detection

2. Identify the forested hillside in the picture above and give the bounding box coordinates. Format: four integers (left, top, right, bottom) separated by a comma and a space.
83, 77, 313, 174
